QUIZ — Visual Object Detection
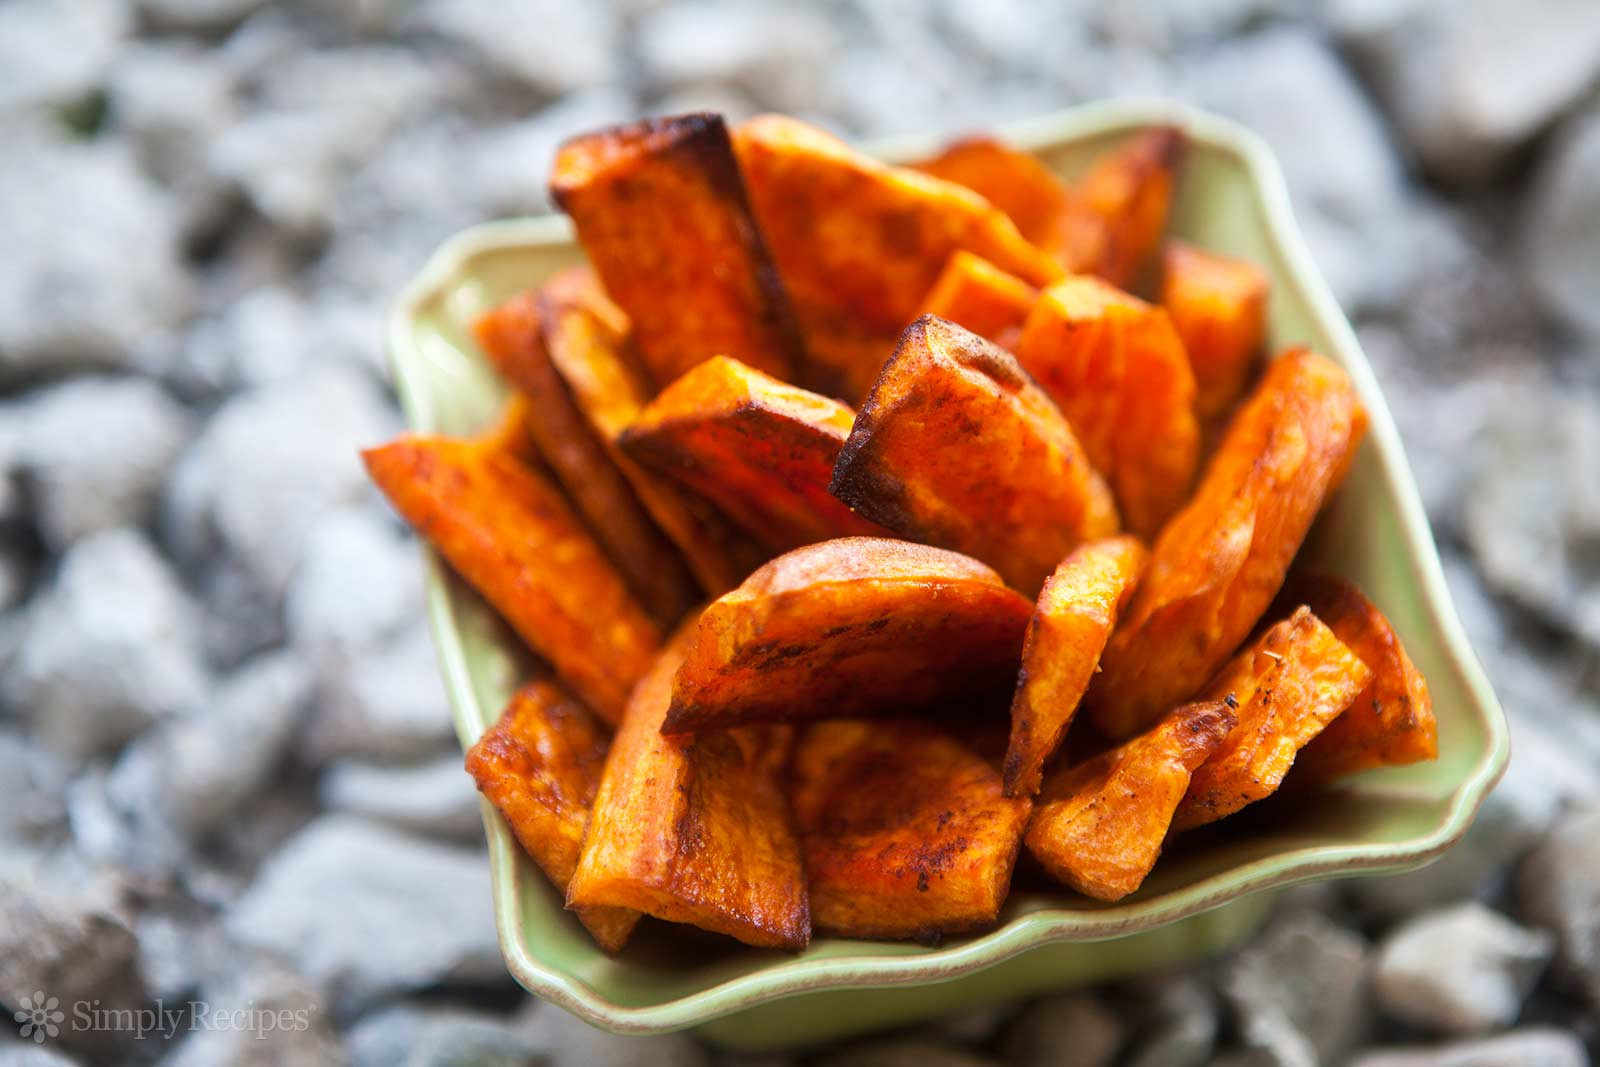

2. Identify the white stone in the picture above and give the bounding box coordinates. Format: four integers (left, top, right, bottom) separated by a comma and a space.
1374, 903, 1554, 1034
0, 0, 126, 114
286, 506, 421, 671
1524, 106, 1600, 344
319, 755, 483, 841
1349, 1027, 1589, 1067
637, 2, 837, 113
345, 1003, 546, 1067
1001, 991, 1124, 1067
1222, 910, 1371, 1066
466, 88, 638, 217
108, 41, 237, 185
139, 0, 267, 31
301, 622, 457, 766
414, 0, 622, 96
160, 961, 342, 1067
1515, 807, 1600, 1008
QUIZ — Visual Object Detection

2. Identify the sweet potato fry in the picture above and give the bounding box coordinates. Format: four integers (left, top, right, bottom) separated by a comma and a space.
1016, 275, 1201, 537
734, 114, 1063, 400
362, 429, 660, 725
791, 719, 1031, 940
476, 289, 698, 624
912, 135, 1072, 253
536, 279, 769, 596
1004, 536, 1149, 798
829, 316, 1119, 595
1086, 349, 1368, 739
619, 356, 888, 552
664, 537, 1033, 733
1056, 126, 1186, 289
566, 625, 809, 949
1027, 699, 1236, 901
1278, 572, 1438, 784
1172, 607, 1372, 831
917, 251, 1039, 349
1160, 241, 1269, 421
465, 677, 639, 952
549, 113, 805, 390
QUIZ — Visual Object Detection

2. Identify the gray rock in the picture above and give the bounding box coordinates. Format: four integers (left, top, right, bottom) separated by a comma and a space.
413, 0, 621, 96
134, 911, 238, 1001
4, 529, 206, 758
180, 285, 385, 395
0, 0, 126, 115
139, 0, 268, 31
1374, 903, 1554, 1034
929, 1003, 1006, 1046
0, 1046, 83, 1066
1525, 105, 1600, 345
160, 962, 341, 1067
816, 1038, 998, 1067
1000, 990, 1123, 1067
1330, 0, 1600, 181
1222, 910, 1371, 1066
519, 999, 709, 1067
1516, 807, 1600, 1008
108, 41, 236, 185
1120, 971, 1218, 1067
286, 506, 421, 673
8, 376, 189, 550
1348, 1027, 1589, 1067
225, 815, 503, 1016
465, 88, 638, 217
637, 2, 837, 113
320, 755, 483, 841
344, 1003, 546, 1067
0, 731, 70, 843
302, 622, 457, 766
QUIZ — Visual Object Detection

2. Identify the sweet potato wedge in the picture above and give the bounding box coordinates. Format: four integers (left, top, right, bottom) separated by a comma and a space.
917, 250, 1039, 349
1160, 241, 1269, 422
1003, 536, 1149, 798
549, 113, 805, 390
619, 356, 887, 552
664, 537, 1033, 733
1016, 275, 1201, 537
1026, 699, 1236, 901
1278, 572, 1438, 784
1086, 348, 1368, 739
1172, 607, 1372, 831
465, 677, 639, 952
733, 114, 1063, 400
566, 625, 809, 950
829, 316, 1119, 595
912, 135, 1072, 254
476, 288, 698, 624
536, 279, 769, 596
791, 719, 1031, 940
362, 429, 660, 725
1056, 126, 1186, 289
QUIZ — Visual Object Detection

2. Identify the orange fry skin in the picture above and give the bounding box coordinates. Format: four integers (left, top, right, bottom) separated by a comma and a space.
734, 114, 1063, 400
792, 719, 1031, 940
918, 251, 1039, 350
1086, 348, 1368, 740
911, 135, 1072, 254
664, 538, 1033, 733
549, 113, 804, 391
465, 678, 639, 952
1016, 275, 1201, 537
1160, 241, 1269, 422
566, 625, 810, 950
1027, 700, 1236, 901
830, 315, 1119, 596
1172, 607, 1373, 831
619, 356, 888, 553
475, 288, 698, 625
1280, 572, 1438, 784
1004, 536, 1149, 798
1057, 126, 1186, 289
362, 430, 660, 726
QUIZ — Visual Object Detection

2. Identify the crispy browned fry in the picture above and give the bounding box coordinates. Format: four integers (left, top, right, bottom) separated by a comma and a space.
1027, 700, 1236, 901
1004, 536, 1149, 797
362, 430, 660, 725
476, 289, 698, 624
917, 251, 1038, 349
664, 537, 1032, 733
912, 135, 1072, 253
566, 625, 809, 949
536, 279, 769, 596
1160, 241, 1268, 422
465, 677, 638, 952
792, 719, 1031, 940
619, 356, 888, 552
1277, 572, 1438, 784
1172, 607, 1372, 830
1085, 349, 1369, 739
1057, 126, 1186, 289
1016, 275, 1201, 537
829, 316, 1119, 595
549, 113, 804, 390
734, 115, 1063, 400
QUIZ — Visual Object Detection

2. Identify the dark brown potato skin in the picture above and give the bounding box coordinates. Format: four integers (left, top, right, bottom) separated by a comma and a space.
465, 677, 638, 952
550, 113, 806, 391
664, 537, 1033, 733
830, 315, 1119, 596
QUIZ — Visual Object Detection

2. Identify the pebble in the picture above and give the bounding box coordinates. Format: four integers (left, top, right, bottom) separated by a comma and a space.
1515, 807, 1600, 1008
636, 2, 837, 114
1524, 104, 1600, 345
0, 0, 126, 115
520, 999, 712, 1067
300, 622, 458, 766
1222, 910, 1371, 1066
0, 731, 71, 842
814, 1038, 999, 1067
285, 506, 422, 673
1000, 991, 1124, 1067
319, 755, 484, 842
1348, 1027, 1589, 1067
1374, 903, 1554, 1034
1119, 971, 1218, 1067
412, 0, 622, 96
344, 1003, 546, 1067
159, 962, 342, 1067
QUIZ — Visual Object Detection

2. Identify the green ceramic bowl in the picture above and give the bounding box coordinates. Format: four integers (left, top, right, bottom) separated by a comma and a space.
387, 99, 1508, 1050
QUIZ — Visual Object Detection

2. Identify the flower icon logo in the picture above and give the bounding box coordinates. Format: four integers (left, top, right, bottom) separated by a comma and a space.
13, 992, 63, 1044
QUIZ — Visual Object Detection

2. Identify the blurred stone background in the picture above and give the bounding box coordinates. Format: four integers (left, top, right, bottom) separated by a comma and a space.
2, 0, 1600, 1065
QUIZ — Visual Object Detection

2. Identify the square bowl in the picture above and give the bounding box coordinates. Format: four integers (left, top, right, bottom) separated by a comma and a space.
386, 99, 1509, 1050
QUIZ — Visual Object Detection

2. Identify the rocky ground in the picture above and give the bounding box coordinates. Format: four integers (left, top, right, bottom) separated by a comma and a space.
2, 1, 1599, 1065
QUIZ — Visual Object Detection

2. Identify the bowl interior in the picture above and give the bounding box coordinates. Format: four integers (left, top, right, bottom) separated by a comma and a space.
389, 101, 1507, 1026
